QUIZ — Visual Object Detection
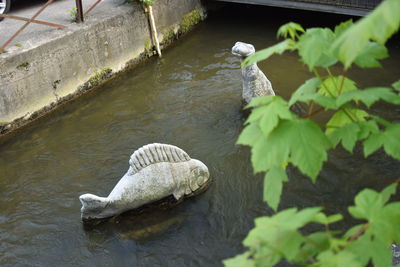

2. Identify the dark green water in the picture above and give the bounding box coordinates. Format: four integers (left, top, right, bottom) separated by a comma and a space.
1, 5, 399, 266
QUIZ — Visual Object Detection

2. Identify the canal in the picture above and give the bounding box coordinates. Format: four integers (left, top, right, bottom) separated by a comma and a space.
1, 4, 399, 266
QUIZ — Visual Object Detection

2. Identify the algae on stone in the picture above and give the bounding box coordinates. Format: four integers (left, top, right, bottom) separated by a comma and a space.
144, 39, 153, 56
17, 62, 29, 69
179, 8, 202, 34
84, 68, 112, 89
161, 25, 177, 44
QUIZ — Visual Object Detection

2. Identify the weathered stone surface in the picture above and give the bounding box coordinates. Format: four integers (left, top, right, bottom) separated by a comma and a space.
393, 244, 400, 266
232, 41, 275, 104
0, 0, 206, 134
79, 143, 210, 221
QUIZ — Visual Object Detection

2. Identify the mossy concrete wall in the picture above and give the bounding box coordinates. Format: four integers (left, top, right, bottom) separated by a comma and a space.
0, 0, 205, 133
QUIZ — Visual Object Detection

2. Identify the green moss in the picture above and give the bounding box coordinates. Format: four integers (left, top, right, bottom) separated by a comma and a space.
144, 39, 154, 56
179, 8, 202, 34
144, 39, 153, 55
14, 43, 22, 47
17, 62, 29, 69
161, 25, 176, 44
126, 0, 154, 6
86, 67, 112, 87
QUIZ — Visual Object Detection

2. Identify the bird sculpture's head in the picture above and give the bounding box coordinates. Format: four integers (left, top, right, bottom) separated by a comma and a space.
231, 41, 255, 58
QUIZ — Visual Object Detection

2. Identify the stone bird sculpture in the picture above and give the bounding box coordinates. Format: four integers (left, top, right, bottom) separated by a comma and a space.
232, 41, 275, 105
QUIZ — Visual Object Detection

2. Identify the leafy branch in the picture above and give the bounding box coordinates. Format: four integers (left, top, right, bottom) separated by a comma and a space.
225, 0, 400, 266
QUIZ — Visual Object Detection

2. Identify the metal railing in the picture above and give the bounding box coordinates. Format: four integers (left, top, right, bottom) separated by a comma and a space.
0, 0, 103, 52
293, 0, 382, 9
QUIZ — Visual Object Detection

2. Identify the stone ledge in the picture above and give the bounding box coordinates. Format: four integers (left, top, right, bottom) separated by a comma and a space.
0, 0, 206, 136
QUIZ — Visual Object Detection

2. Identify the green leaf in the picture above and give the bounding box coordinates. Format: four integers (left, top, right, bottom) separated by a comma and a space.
251, 129, 290, 173
380, 183, 397, 204
370, 239, 392, 267
332, 0, 400, 69
313, 95, 337, 110
258, 97, 294, 136
334, 20, 353, 36
348, 188, 383, 219
242, 39, 293, 67
237, 123, 263, 146
326, 109, 368, 135
344, 224, 364, 239
245, 95, 275, 109
382, 124, 400, 160
393, 80, 400, 91
316, 250, 363, 267
363, 131, 384, 157
313, 213, 343, 224
298, 28, 337, 70
277, 22, 305, 39
294, 232, 330, 264
289, 77, 321, 106
381, 202, 400, 242
371, 115, 392, 127
346, 234, 372, 266
245, 105, 270, 123
372, 202, 400, 243
327, 122, 360, 152
354, 42, 388, 68
319, 76, 357, 97
336, 87, 400, 108
251, 119, 330, 179
254, 207, 321, 231
282, 119, 330, 180
289, 78, 337, 109
328, 123, 360, 153
357, 120, 379, 139
223, 252, 254, 267
279, 231, 305, 261
363, 123, 400, 159
263, 167, 288, 211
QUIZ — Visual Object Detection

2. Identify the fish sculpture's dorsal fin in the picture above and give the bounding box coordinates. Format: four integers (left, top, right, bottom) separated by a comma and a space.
129, 143, 191, 173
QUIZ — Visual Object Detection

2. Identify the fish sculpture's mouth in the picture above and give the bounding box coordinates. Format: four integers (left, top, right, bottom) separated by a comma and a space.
188, 175, 212, 197
232, 41, 255, 57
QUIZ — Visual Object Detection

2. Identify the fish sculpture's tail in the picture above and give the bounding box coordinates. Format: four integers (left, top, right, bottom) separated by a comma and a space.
79, 193, 108, 214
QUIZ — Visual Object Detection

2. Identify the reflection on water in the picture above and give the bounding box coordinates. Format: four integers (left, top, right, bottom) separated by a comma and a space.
1, 4, 399, 266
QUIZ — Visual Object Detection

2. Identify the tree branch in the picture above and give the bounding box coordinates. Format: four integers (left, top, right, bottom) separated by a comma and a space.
348, 223, 370, 242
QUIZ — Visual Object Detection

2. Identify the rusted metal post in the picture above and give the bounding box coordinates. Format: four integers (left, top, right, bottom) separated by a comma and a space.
75, 0, 84, 23
84, 0, 102, 17
1, 0, 54, 51
0, 14, 65, 29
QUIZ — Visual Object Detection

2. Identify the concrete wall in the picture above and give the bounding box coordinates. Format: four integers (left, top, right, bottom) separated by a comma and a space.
0, 0, 205, 130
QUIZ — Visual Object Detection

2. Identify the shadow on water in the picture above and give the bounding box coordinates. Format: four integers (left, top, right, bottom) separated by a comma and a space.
0, 4, 399, 266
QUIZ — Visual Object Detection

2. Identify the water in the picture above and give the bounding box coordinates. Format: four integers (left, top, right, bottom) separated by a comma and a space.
1, 5, 400, 266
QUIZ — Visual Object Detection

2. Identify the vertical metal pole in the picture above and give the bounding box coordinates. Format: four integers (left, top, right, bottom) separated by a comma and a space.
75, 0, 84, 23
147, 6, 161, 58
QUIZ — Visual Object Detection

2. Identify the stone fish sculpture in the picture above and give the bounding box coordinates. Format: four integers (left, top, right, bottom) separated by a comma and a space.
79, 143, 210, 221
232, 41, 275, 105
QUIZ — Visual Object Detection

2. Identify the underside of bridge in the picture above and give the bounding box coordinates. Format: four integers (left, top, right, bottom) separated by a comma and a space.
212, 0, 381, 16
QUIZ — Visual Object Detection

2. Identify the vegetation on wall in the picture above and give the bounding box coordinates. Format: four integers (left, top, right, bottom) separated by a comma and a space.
179, 8, 202, 34
224, 0, 400, 266
126, 0, 161, 57
126, 0, 155, 7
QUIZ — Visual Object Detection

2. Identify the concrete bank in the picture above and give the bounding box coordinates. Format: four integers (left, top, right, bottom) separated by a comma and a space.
0, 0, 206, 135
